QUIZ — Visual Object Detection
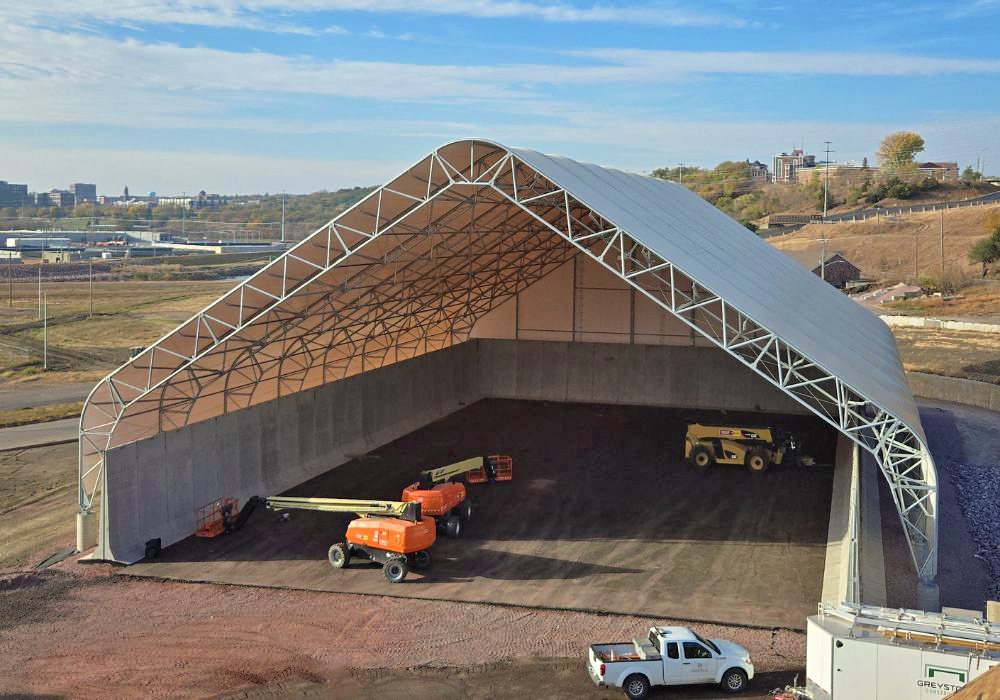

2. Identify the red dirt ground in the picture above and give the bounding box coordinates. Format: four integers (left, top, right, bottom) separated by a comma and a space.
0, 558, 805, 699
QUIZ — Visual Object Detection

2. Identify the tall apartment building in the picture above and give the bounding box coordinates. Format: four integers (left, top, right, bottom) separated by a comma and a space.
71, 183, 97, 203
772, 149, 816, 183
49, 190, 76, 207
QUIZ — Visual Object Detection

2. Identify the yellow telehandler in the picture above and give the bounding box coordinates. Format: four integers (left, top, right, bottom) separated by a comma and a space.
684, 423, 808, 473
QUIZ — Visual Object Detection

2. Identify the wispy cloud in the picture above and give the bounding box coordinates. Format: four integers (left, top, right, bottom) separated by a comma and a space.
571, 48, 1000, 77
0, 0, 750, 34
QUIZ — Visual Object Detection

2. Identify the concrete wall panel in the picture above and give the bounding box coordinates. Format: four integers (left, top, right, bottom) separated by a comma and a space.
102, 338, 805, 562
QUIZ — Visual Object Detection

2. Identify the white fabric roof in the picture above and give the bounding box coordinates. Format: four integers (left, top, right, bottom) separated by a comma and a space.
511, 146, 923, 439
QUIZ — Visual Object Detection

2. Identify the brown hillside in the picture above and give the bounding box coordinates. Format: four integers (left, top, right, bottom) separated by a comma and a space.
767, 204, 1000, 281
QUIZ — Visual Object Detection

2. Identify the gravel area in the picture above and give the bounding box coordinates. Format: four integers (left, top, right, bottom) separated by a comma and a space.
0, 559, 805, 699
950, 463, 1000, 600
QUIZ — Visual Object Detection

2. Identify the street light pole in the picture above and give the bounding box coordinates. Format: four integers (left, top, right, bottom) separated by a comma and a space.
89, 259, 94, 318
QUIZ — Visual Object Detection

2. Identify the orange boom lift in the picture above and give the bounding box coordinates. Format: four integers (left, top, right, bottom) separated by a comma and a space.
401, 455, 512, 538
259, 496, 436, 583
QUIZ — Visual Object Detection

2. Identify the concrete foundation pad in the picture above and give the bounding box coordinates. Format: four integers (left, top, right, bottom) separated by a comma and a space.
124, 400, 836, 630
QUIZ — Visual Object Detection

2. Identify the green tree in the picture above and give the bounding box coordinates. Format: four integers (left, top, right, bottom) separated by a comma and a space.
861, 157, 869, 170
876, 131, 925, 169
962, 165, 982, 181
968, 214, 1000, 277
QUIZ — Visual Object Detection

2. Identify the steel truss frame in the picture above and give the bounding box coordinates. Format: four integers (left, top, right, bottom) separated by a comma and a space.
79, 140, 936, 579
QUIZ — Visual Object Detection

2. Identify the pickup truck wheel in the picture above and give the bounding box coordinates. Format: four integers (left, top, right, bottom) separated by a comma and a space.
720, 668, 748, 693
622, 673, 650, 700
690, 445, 714, 470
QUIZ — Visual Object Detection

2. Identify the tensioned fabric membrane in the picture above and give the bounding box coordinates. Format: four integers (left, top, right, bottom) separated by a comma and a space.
79, 139, 937, 579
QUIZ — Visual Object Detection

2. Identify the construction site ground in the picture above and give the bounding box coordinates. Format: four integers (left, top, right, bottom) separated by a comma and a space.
125, 399, 838, 630
2, 398, 997, 698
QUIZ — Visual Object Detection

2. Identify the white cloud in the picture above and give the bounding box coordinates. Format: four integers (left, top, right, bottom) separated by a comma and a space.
571, 48, 1000, 77
0, 0, 749, 32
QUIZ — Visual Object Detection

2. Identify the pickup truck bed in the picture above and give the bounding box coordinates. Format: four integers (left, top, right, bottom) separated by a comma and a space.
592, 638, 661, 662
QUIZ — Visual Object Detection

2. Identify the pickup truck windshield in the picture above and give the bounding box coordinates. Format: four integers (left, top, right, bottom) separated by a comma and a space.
692, 631, 721, 655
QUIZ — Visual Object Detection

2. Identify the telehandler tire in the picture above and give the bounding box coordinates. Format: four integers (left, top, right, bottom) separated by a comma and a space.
445, 514, 462, 539
410, 549, 432, 570
745, 448, 770, 473
383, 557, 408, 583
690, 445, 714, 470
328, 543, 349, 569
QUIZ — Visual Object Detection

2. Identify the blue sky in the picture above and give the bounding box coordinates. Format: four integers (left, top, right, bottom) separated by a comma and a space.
2, 0, 1000, 195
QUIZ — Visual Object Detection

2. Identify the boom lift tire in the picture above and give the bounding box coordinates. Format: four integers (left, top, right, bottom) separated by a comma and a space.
459, 497, 472, 523
410, 550, 432, 570
745, 448, 770, 473
623, 673, 651, 700
383, 557, 408, 583
328, 543, 349, 569
720, 668, 748, 693
690, 445, 714, 470
445, 514, 462, 539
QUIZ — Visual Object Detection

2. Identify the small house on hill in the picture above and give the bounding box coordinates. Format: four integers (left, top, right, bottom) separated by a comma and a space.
782, 250, 861, 287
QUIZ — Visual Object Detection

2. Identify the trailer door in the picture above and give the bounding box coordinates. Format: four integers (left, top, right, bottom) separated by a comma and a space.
806, 618, 832, 695
832, 638, 876, 700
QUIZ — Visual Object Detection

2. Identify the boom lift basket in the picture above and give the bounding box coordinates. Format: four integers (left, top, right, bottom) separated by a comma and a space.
467, 455, 513, 484
195, 497, 240, 538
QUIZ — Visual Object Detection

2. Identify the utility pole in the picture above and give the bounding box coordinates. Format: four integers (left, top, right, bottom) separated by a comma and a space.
37, 264, 41, 319
43, 293, 47, 371
679, 164, 684, 185
89, 259, 94, 318
940, 211, 945, 276
182, 192, 186, 237
823, 141, 834, 218
914, 230, 919, 281
281, 191, 286, 243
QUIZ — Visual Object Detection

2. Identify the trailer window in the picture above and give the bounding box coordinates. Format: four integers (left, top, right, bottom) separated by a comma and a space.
692, 631, 720, 655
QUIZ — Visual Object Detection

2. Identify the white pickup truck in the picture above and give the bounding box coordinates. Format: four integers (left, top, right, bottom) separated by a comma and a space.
587, 625, 755, 699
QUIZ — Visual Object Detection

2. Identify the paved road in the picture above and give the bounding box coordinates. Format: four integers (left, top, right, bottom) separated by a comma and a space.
0, 417, 77, 451
823, 189, 1000, 223
0, 381, 93, 410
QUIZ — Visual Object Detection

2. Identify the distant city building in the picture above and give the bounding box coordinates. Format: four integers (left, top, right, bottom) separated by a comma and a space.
49, 189, 76, 207
98, 195, 120, 205
158, 193, 230, 209
748, 160, 769, 182
33, 192, 52, 206
916, 161, 959, 181
71, 183, 97, 203
772, 149, 816, 183
0, 181, 29, 208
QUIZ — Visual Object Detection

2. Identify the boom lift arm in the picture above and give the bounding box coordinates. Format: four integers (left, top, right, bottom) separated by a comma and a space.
262, 496, 421, 521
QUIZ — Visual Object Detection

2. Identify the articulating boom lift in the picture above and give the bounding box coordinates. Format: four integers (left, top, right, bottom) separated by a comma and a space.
261, 496, 436, 583
401, 455, 512, 538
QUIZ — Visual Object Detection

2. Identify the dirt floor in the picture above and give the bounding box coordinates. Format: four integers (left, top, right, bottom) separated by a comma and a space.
126, 400, 837, 630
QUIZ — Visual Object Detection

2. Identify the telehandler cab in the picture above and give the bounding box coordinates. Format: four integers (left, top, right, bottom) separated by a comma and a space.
684, 423, 806, 474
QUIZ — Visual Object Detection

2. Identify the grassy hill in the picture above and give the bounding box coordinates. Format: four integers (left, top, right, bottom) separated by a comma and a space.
767, 204, 1000, 282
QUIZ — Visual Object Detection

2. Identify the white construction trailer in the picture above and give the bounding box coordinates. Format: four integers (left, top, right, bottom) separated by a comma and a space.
806, 602, 1000, 699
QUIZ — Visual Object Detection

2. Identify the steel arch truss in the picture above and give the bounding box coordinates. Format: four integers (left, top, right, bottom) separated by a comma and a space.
79, 140, 936, 579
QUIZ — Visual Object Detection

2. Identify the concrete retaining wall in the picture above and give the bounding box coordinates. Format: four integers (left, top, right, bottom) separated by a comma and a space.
907, 371, 1000, 412
100, 339, 806, 562
882, 315, 1000, 334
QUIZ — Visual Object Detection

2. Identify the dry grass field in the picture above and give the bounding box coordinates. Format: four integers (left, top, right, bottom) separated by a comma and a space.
769, 204, 999, 281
